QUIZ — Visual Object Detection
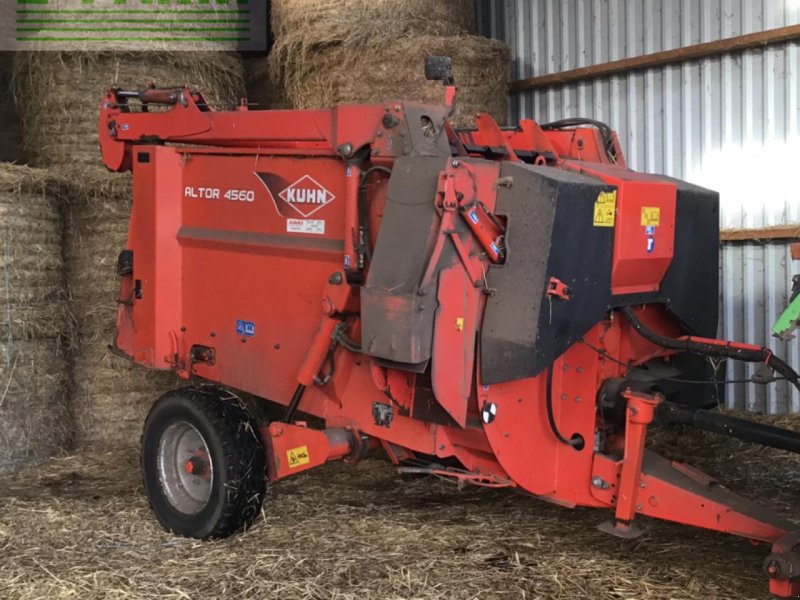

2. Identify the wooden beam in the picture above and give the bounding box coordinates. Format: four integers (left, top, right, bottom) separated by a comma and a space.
510, 24, 800, 93
720, 225, 800, 243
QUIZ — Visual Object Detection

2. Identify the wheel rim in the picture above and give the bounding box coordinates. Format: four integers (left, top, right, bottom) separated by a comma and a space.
157, 420, 214, 515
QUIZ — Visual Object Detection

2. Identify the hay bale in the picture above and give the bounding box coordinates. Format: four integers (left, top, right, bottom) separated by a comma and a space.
244, 56, 290, 110
13, 52, 246, 191
272, 35, 510, 127
270, 0, 476, 42
0, 53, 22, 163
62, 186, 178, 449
268, 0, 505, 126
11, 51, 243, 448
71, 333, 178, 450
0, 164, 70, 469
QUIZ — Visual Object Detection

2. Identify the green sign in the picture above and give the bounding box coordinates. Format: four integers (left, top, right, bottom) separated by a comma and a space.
5, 0, 266, 49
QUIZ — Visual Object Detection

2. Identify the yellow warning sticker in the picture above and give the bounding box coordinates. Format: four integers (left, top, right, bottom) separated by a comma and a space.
593, 190, 617, 227
641, 206, 661, 226
286, 445, 310, 469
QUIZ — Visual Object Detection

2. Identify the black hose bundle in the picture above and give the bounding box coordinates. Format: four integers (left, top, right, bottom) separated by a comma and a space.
620, 306, 800, 393
657, 400, 800, 454
540, 118, 618, 162
333, 321, 362, 353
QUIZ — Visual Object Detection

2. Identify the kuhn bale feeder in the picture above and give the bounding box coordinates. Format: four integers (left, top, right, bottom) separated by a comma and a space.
99, 59, 800, 597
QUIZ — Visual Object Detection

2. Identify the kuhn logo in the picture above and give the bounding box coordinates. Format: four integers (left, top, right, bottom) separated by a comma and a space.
277, 175, 335, 217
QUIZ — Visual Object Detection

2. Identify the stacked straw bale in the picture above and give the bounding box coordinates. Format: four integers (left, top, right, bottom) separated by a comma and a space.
270, 0, 509, 127
62, 188, 180, 449
270, 0, 477, 42
0, 165, 70, 469
13, 52, 246, 193
0, 53, 22, 163
12, 52, 246, 449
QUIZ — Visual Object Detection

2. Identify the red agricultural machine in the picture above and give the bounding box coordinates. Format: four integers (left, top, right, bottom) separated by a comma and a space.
99, 58, 800, 596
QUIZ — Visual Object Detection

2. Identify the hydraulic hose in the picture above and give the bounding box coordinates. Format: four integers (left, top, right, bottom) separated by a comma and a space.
620, 306, 800, 393
282, 383, 306, 423
540, 118, 618, 162
658, 401, 800, 455
357, 165, 392, 263
332, 322, 361, 353
546, 366, 580, 447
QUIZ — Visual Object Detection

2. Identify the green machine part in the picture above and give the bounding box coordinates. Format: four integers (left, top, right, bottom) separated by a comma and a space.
774, 275, 800, 341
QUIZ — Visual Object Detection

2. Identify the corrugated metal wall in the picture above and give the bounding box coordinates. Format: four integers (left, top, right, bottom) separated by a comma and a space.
477, 0, 800, 413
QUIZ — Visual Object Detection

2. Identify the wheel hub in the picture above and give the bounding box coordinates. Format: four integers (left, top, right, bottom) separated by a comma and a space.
184, 454, 210, 478
157, 421, 214, 515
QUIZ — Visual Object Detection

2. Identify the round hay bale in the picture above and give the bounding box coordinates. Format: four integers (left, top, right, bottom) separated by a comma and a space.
244, 56, 290, 110
13, 52, 246, 193
0, 164, 70, 469
269, 0, 479, 113
273, 35, 510, 127
271, 0, 476, 41
62, 186, 179, 449
0, 53, 22, 163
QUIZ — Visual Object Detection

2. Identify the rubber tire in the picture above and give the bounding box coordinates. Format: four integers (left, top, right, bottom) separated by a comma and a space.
141, 385, 267, 539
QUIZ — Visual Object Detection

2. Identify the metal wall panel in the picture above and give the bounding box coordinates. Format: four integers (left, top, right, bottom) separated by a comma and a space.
722, 242, 800, 413
475, 0, 505, 39
477, 0, 800, 412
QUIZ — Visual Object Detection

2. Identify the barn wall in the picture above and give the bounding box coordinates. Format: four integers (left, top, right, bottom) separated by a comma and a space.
477, 0, 800, 413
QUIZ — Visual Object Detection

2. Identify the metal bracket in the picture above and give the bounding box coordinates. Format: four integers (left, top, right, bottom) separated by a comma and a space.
547, 276, 572, 301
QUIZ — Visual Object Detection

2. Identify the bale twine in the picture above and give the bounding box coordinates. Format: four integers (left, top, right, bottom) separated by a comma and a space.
0, 53, 22, 163
244, 56, 290, 110
62, 185, 179, 449
0, 164, 70, 469
272, 35, 510, 127
13, 52, 246, 195
270, 0, 476, 42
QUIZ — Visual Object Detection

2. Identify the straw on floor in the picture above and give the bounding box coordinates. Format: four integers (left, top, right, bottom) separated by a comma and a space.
0, 410, 798, 599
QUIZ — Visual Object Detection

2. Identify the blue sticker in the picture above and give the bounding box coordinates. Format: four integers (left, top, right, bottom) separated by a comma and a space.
121, 123, 129, 131
468, 210, 479, 224
645, 225, 655, 235
490, 241, 499, 254
344, 255, 350, 269
236, 319, 256, 337
646, 237, 655, 253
